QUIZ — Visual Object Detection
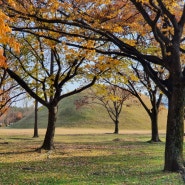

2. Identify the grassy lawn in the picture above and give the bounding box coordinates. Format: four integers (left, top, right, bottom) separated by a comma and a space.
0, 128, 184, 185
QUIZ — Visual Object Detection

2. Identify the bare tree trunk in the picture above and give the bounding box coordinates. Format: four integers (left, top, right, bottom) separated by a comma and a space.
149, 109, 161, 142
151, 118, 161, 142
164, 86, 185, 172
114, 120, 119, 134
33, 99, 39, 138
40, 105, 58, 150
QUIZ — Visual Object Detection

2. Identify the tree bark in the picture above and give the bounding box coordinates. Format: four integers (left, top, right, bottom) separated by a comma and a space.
114, 120, 119, 134
151, 117, 160, 142
40, 105, 58, 150
164, 86, 185, 172
149, 109, 161, 142
33, 99, 39, 138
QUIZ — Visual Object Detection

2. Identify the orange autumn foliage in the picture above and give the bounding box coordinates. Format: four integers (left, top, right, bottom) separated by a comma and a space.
0, 49, 7, 68
0, 89, 9, 116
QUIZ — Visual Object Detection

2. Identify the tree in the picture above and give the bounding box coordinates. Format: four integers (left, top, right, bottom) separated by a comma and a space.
76, 84, 131, 134
0, 66, 25, 120
2, 0, 185, 172
65, 0, 185, 173
0, 6, 21, 122
33, 61, 39, 138
119, 63, 164, 142
4, 32, 110, 150
33, 99, 39, 138
102, 58, 164, 141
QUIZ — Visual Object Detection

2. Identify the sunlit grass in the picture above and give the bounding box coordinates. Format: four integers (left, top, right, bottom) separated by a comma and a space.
0, 128, 184, 185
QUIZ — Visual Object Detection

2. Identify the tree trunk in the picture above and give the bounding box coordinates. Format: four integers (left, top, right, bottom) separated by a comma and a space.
40, 105, 58, 150
149, 109, 161, 142
33, 99, 39, 138
164, 86, 185, 172
114, 120, 119, 134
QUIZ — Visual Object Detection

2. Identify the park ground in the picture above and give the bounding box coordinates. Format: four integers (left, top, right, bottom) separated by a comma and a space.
0, 128, 184, 185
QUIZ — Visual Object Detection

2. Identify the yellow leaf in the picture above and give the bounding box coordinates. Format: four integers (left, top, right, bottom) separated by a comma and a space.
0, 49, 7, 68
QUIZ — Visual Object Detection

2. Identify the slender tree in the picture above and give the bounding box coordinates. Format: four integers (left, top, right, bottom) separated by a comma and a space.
33, 99, 39, 138
33, 60, 39, 138
76, 84, 131, 134
118, 63, 163, 142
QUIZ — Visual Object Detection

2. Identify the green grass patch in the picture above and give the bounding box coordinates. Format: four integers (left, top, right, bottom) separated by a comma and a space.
0, 129, 184, 185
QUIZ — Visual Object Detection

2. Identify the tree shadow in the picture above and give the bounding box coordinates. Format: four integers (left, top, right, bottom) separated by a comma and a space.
0, 142, 9, 145
9, 137, 33, 140
0, 149, 35, 155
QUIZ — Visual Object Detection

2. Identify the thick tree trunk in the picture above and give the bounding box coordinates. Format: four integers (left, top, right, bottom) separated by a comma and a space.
149, 110, 161, 142
164, 86, 185, 172
40, 105, 58, 150
114, 120, 119, 134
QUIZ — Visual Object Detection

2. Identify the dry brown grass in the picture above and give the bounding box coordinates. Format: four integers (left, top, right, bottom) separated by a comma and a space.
0, 128, 166, 136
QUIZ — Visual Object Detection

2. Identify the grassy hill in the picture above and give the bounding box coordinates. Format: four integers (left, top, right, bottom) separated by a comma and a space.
10, 91, 168, 130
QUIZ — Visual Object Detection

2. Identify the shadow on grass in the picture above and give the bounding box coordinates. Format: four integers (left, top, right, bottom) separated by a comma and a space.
1, 154, 183, 185
0, 142, 9, 144
0, 137, 183, 185
0, 150, 34, 155
9, 137, 34, 140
